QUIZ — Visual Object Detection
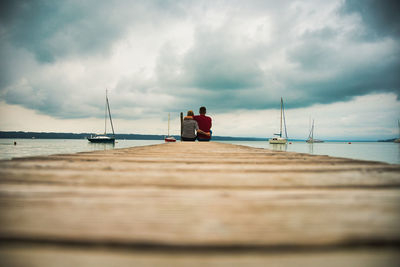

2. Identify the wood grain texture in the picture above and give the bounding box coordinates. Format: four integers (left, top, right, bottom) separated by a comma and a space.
0, 142, 399, 266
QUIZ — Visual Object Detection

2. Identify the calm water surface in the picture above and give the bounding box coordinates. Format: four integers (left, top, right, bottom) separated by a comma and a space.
0, 139, 399, 164
0, 139, 163, 160
219, 141, 400, 165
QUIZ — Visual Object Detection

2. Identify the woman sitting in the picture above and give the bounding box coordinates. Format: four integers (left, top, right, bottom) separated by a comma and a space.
181, 110, 210, 141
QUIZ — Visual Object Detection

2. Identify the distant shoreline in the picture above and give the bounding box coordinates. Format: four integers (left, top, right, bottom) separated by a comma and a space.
0, 131, 267, 142
0, 131, 395, 142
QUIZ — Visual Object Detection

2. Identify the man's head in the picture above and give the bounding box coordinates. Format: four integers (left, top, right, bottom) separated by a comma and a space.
199, 106, 206, 115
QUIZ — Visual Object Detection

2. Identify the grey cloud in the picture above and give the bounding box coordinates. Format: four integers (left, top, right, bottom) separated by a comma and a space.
158, 27, 264, 92
285, 60, 400, 109
0, 0, 189, 119
288, 41, 337, 70
0, 0, 185, 63
3, 84, 67, 117
301, 27, 339, 41
1, 1, 107, 62
1, 1, 123, 62
112, 72, 181, 119
1, 0, 400, 121
340, 0, 400, 39
161, 19, 400, 112
154, 24, 270, 112
182, 34, 264, 90
283, 18, 400, 107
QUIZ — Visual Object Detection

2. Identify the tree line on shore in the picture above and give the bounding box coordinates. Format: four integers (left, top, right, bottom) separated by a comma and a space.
0, 131, 266, 141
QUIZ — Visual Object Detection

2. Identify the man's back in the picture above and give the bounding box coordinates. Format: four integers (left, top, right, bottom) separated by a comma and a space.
194, 114, 212, 140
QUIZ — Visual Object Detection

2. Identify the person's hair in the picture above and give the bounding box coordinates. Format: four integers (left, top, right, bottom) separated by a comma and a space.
187, 110, 194, 116
199, 106, 206, 114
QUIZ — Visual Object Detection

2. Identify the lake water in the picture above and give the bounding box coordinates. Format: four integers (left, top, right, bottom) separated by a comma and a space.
0, 138, 399, 164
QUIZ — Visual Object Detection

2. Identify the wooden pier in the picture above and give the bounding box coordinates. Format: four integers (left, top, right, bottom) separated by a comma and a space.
0, 142, 399, 266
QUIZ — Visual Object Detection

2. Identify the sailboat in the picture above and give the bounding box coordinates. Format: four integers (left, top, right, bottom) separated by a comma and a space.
306, 119, 324, 143
88, 90, 115, 143
269, 97, 288, 144
394, 120, 400, 143
164, 113, 176, 142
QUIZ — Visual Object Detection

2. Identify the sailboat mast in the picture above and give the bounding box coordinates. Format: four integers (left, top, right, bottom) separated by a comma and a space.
106, 95, 115, 136
311, 120, 314, 140
280, 97, 283, 138
104, 90, 107, 135
282, 99, 288, 139
398, 120, 400, 138
307, 118, 312, 140
168, 113, 171, 136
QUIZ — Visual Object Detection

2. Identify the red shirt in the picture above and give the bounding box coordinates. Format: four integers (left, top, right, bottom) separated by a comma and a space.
194, 114, 212, 139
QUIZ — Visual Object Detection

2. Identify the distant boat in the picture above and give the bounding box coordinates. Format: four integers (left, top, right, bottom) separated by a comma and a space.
269, 97, 288, 144
306, 119, 324, 143
88, 90, 115, 144
395, 120, 400, 143
165, 113, 176, 142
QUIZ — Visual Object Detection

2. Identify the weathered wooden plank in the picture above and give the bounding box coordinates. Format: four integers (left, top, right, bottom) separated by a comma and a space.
1, 169, 399, 189
1, 185, 399, 246
1, 245, 399, 267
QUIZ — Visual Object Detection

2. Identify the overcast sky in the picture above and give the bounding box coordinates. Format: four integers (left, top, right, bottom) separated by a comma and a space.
0, 0, 399, 140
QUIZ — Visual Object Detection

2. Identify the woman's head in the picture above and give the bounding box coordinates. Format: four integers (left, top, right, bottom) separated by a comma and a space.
187, 110, 194, 116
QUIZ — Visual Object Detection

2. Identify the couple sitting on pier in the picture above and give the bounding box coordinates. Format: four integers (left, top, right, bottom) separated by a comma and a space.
181, 106, 212, 142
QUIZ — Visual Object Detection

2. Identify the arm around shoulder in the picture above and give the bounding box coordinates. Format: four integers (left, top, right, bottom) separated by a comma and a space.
197, 129, 210, 136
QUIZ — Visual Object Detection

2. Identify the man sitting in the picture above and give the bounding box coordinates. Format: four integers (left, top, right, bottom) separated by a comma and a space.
194, 106, 212, 141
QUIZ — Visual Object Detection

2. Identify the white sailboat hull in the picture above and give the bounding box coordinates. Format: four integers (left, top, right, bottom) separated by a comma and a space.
269, 137, 287, 144
88, 135, 115, 143
306, 138, 324, 143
